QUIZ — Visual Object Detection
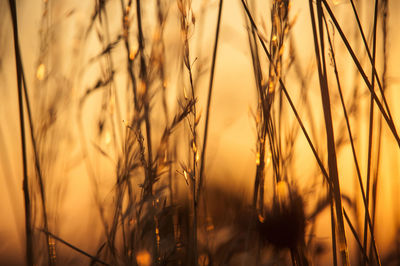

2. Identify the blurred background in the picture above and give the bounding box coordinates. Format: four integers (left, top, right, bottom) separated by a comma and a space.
1, 0, 400, 265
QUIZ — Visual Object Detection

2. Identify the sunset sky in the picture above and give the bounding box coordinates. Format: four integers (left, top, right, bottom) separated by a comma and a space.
1, 0, 400, 265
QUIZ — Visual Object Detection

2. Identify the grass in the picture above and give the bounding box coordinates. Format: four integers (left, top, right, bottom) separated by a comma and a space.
8, 0, 33, 264
2, 0, 400, 265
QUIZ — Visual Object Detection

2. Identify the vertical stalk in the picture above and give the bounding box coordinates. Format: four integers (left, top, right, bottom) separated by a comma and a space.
243, 3, 266, 210
136, 0, 157, 261
136, 0, 153, 195
8, 0, 33, 265
308, 1, 349, 264
197, 0, 224, 201
369, 0, 388, 261
330, 194, 338, 266
240, 0, 330, 191
362, 0, 379, 263
322, 6, 381, 263
189, 59, 198, 266
321, 0, 400, 147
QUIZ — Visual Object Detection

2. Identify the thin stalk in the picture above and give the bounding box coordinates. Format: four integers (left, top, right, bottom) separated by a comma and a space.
197, 0, 224, 202
360, 0, 379, 264
120, 0, 139, 109
8, 0, 33, 264
189, 68, 198, 266
181, 6, 198, 260
243, 1, 267, 210
102, 7, 124, 154
343, 209, 370, 264
369, 119, 382, 261
369, 0, 389, 259
240, 12, 363, 258
330, 194, 338, 266
240, 0, 331, 186
321, 0, 400, 147
347, 0, 393, 127
27, 2, 55, 264
41, 229, 110, 266
189, 64, 198, 266
238, 10, 368, 265
119, 0, 148, 184
155, 0, 169, 126
309, 1, 349, 264
136, 0, 154, 196
22, 56, 54, 266
322, 11, 381, 265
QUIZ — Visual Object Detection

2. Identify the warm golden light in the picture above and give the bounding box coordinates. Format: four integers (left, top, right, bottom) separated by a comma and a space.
104, 131, 111, 145
36, 63, 45, 80
256, 152, 260, 165
136, 250, 151, 266
276, 180, 289, 205
129, 45, 138, 61
2, 0, 400, 265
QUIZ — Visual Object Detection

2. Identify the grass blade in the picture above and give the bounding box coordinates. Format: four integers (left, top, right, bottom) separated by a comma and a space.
198, 0, 224, 201
8, 0, 33, 264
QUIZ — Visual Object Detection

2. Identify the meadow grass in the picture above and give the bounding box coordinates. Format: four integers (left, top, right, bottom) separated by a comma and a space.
3, 0, 400, 265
